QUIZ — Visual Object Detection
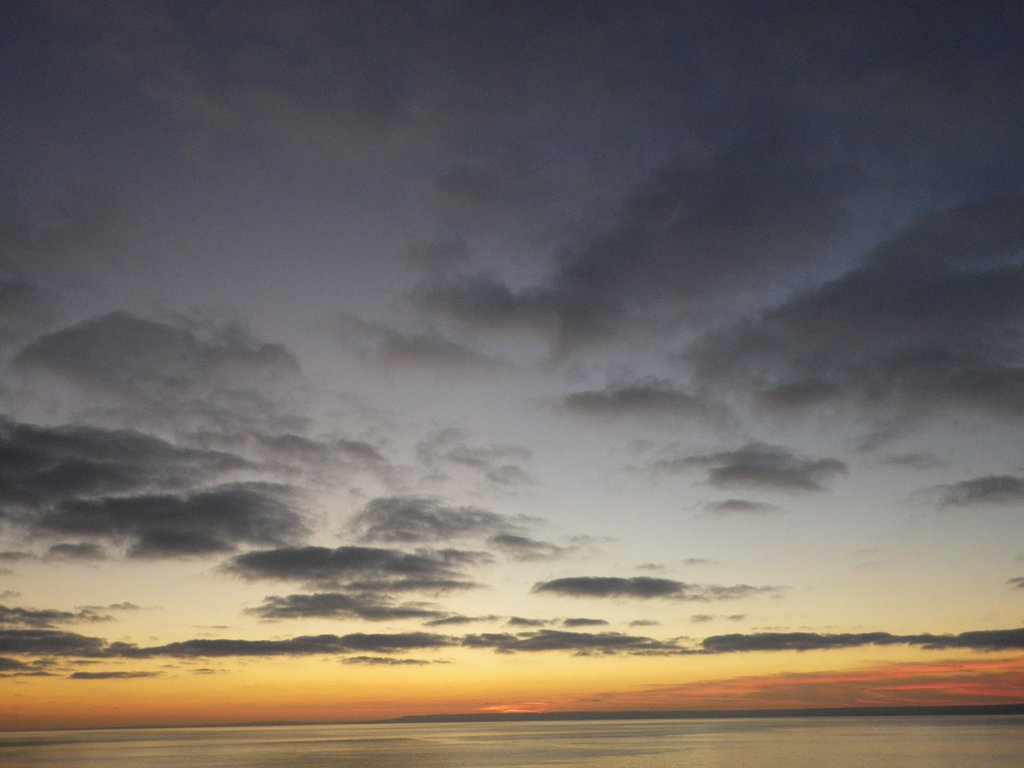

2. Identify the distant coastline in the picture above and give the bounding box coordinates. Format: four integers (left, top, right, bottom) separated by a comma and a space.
384, 702, 1024, 724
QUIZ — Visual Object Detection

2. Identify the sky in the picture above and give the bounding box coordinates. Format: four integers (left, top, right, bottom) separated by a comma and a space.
2, 0, 1024, 731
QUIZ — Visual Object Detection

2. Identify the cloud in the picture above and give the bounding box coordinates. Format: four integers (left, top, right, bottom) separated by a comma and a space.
1008, 578, 1024, 589
69, 670, 160, 680
700, 499, 782, 516
700, 628, 1024, 653
114, 632, 458, 658
532, 577, 778, 601
78, 602, 141, 613
38, 482, 306, 558
0, 551, 34, 562
415, 430, 533, 487
881, 453, 945, 470
0, 604, 111, 629
687, 199, 1024, 423
222, 545, 486, 592
683, 443, 847, 491
461, 629, 685, 655
0, 656, 32, 672
403, 240, 471, 278
348, 496, 512, 544
489, 534, 565, 561
46, 543, 107, 561
191, 429, 385, 468
0, 416, 249, 508
247, 593, 445, 622
4, 614, 1024, 664
15, 312, 302, 429
534, 576, 685, 599
418, 121, 850, 355
0, 629, 107, 656
562, 618, 608, 628
693, 614, 749, 624
423, 615, 497, 627
931, 475, 1024, 508
0, 279, 50, 347
347, 496, 561, 562
332, 313, 495, 372
0, 418, 304, 559
556, 380, 721, 421
38, 1, 419, 157
413, 275, 556, 337
342, 656, 435, 666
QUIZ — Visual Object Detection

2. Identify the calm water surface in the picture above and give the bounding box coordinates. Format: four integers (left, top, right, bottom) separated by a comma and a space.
1, 716, 1022, 767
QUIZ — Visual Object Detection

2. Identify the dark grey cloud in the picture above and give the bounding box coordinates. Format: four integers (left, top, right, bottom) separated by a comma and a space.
0, 180, 125, 281
461, 629, 685, 656
413, 275, 556, 337
79, 602, 141, 613
532, 577, 777, 602
332, 313, 495, 372
403, 240, 471, 278
534, 576, 685, 599
507, 617, 550, 628
881, 453, 945, 470
423, 615, 497, 628
348, 496, 560, 562
46, 542, 107, 561
348, 496, 512, 545
683, 443, 847, 491
38, 482, 305, 558
688, 200, 1024, 424
489, 533, 565, 561
114, 632, 457, 658
1007, 577, 1024, 589
0, 416, 248, 509
15, 312, 302, 429
223, 545, 486, 592
0, 604, 110, 629
0, 551, 33, 562
700, 499, 781, 516
4, 620, 1023, 663
485, 465, 534, 486
0, 418, 301, 559
418, 120, 851, 356
69, 670, 160, 680
0, 656, 32, 672
931, 475, 1024, 508
0, 629, 107, 656
247, 592, 444, 623
556, 380, 721, 421
342, 656, 435, 666
694, 614, 750, 625
700, 627, 1024, 653
32, 1, 422, 155
0, 279, 50, 347
561, 618, 608, 628
415, 430, 533, 487
191, 429, 385, 469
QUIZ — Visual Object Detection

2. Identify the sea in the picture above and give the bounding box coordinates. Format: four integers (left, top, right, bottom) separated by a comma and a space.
1, 716, 1022, 767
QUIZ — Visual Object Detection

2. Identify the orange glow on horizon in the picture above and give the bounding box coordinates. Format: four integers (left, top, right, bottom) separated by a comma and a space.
3, 652, 1023, 732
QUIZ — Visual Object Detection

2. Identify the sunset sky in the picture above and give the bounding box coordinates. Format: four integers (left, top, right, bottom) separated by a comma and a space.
2, 0, 1024, 731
